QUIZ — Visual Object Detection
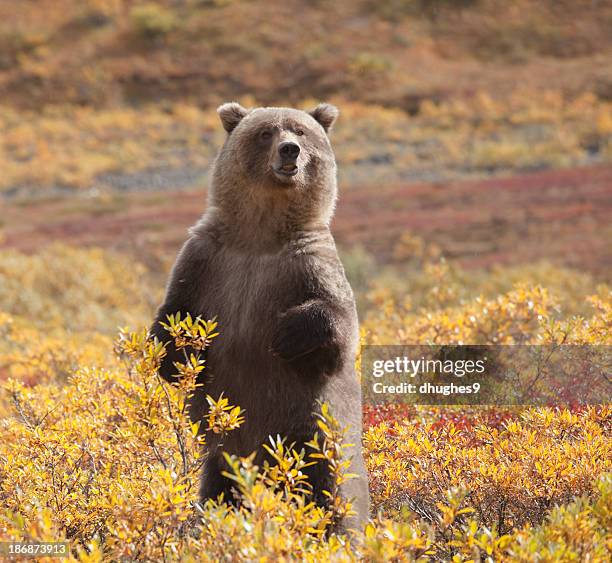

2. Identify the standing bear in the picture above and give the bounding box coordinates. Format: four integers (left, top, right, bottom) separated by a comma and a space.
151, 102, 369, 531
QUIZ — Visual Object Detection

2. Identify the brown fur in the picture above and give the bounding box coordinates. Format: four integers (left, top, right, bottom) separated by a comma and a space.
151, 103, 369, 531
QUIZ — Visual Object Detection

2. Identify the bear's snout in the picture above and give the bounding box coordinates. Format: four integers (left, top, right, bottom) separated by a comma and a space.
279, 141, 300, 161
273, 140, 301, 179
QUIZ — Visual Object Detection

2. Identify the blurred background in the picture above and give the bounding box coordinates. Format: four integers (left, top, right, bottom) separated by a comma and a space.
0, 0, 611, 380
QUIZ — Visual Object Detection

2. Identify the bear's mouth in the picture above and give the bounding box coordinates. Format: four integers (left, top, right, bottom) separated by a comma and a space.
273, 163, 299, 177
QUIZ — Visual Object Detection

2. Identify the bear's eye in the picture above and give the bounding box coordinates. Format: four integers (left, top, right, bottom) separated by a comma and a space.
260, 130, 273, 140
295, 129, 305, 136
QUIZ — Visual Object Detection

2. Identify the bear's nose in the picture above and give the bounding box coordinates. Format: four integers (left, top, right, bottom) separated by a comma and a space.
279, 141, 300, 160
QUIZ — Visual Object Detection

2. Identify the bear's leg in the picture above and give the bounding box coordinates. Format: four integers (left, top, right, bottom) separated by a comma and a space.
301, 447, 369, 535
338, 451, 370, 533
199, 453, 237, 506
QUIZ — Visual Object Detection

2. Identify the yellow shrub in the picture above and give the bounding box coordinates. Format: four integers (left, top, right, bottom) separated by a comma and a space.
129, 3, 178, 39
509, 476, 612, 561
365, 407, 610, 532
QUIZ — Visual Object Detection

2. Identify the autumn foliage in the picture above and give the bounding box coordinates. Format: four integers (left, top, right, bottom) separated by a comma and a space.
1, 0, 610, 559
0, 241, 610, 561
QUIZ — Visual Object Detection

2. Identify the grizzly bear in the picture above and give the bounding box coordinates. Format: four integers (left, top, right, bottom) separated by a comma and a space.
151, 102, 369, 531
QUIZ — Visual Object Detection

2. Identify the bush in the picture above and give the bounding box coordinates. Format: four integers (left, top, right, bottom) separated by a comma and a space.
349, 53, 393, 78
130, 3, 178, 40
365, 407, 611, 533
510, 476, 612, 561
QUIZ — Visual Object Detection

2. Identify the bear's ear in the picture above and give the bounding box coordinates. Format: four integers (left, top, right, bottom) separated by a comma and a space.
217, 102, 248, 133
309, 103, 339, 133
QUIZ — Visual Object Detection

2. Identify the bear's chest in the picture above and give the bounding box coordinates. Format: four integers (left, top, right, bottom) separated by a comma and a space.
192, 247, 318, 414
199, 248, 305, 344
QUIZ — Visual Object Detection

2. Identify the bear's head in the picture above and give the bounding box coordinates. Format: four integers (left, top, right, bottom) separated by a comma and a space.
206, 103, 340, 242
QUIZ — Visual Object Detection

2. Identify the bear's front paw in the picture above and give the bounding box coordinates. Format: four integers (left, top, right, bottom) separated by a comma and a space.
270, 307, 334, 361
